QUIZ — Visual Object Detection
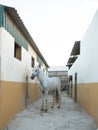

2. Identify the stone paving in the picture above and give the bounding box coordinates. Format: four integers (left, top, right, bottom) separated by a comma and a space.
5, 92, 97, 130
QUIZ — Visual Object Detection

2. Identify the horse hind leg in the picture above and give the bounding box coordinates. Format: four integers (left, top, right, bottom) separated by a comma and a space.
56, 89, 61, 108
51, 90, 56, 108
57, 96, 61, 108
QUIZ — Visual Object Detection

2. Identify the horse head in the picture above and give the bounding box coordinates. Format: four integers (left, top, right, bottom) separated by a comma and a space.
31, 66, 39, 80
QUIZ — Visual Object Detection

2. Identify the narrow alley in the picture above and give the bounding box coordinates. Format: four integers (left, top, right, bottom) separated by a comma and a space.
4, 92, 97, 130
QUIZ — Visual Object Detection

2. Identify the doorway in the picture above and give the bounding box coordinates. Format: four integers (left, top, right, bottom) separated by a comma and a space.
69, 75, 73, 98
74, 72, 77, 102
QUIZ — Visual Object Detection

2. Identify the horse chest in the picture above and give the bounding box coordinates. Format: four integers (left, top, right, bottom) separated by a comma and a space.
40, 80, 47, 88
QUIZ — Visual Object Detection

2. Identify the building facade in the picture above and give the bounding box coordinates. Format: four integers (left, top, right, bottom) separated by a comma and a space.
0, 5, 49, 130
67, 10, 98, 127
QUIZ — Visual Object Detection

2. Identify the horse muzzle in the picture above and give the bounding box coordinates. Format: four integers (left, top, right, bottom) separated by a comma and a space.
31, 74, 35, 80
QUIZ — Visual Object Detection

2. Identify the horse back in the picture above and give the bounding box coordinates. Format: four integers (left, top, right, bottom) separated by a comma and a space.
48, 77, 61, 90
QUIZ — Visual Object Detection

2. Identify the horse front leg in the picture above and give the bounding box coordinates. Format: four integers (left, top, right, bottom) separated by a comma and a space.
40, 92, 44, 111
44, 90, 48, 112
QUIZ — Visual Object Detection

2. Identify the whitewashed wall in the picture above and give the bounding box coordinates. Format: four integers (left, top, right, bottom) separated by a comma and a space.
0, 27, 38, 83
68, 10, 98, 84
0, 28, 2, 81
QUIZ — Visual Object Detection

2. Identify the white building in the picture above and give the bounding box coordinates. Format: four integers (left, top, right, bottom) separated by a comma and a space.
0, 4, 49, 130
67, 9, 98, 127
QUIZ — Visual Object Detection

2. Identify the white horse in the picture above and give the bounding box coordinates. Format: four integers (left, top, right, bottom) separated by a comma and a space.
31, 66, 61, 111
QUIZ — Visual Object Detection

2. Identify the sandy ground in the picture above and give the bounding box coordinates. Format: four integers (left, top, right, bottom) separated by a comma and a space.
4, 92, 97, 130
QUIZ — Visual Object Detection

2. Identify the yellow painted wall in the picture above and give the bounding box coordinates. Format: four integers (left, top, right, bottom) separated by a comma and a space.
77, 83, 98, 127
28, 83, 40, 104
0, 80, 40, 130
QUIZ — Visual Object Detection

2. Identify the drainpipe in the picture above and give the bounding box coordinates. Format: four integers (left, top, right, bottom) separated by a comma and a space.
25, 75, 29, 108
0, 57, 1, 87
0, 56, 1, 81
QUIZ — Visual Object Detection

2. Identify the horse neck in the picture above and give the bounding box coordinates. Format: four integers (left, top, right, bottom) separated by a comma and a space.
38, 70, 47, 85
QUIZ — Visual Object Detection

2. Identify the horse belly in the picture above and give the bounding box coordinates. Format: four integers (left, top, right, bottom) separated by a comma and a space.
48, 78, 61, 90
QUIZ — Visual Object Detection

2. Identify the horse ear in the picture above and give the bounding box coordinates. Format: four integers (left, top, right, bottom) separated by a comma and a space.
35, 63, 40, 68
38, 64, 40, 68
36, 63, 40, 68
34, 64, 38, 68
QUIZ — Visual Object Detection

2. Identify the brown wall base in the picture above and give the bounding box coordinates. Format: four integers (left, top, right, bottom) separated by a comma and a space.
0, 80, 40, 130
76, 83, 98, 127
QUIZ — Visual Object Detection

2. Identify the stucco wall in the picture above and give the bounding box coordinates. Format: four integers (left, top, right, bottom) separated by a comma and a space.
0, 27, 32, 82
68, 10, 98, 127
0, 81, 41, 130
0, 27, 41, 130
77, 83, 98, 126
69, 10, 98, 83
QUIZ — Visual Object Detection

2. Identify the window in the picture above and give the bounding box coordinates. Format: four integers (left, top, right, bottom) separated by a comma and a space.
14, 41, 21, 60
39, 64, 41, 68
31, 56, 35, 67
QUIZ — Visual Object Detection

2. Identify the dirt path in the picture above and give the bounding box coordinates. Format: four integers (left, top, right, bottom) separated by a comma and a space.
5, 93, 97, 130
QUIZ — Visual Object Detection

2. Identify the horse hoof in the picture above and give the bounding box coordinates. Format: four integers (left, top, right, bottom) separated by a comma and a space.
51, 106, 54, 109
57, 106, 60, 108
40, 108, 44, 111
44, 109, 48, 112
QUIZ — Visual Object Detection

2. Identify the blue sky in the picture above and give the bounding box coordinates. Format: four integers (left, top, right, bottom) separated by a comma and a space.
0, 0, 98, 66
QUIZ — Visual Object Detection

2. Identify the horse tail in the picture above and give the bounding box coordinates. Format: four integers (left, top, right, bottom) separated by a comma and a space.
55, 89, 59, 104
